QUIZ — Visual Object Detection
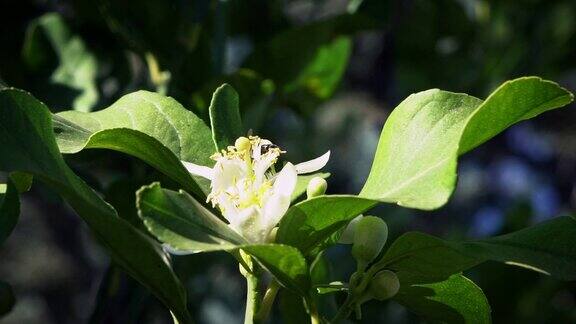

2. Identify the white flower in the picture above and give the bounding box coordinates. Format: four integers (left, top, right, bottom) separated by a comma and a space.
182, 136, 330, 243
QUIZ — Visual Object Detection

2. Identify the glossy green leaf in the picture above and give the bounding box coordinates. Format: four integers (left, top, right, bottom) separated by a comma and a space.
277, 195, 376, 255
394, 274, 491, 324
377, 216, 576, 281
0, 88, 192, 323
137, 183, 310, 294
361, 77, 573, 210
455, 216, 576, 280
137, 182, 246, 252
209, 84, 243, 151
23, 13, 99, 112
0, 179, 20, 246
376, 232, 481, 283
242, 244, 310, 294
53, 90, 214, 195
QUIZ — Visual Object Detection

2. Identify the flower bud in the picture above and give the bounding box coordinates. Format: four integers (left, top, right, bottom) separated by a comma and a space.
339, 215, 363, 244
352, 216, 388, 266
234, 136, 251, 151
368, 270, 400, 300
306, 177, 327, 198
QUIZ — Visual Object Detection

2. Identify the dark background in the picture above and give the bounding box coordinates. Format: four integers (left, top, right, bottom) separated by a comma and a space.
0, 0, 575, 323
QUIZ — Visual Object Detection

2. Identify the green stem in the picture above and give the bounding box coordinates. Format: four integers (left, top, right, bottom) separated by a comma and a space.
330, 295, 354, 323
255, 279, 280, 322
238, 251, 261, 324
244, 271, 260, 324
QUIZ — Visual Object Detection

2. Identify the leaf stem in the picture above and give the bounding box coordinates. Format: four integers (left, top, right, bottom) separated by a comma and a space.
255, 279, 280, 322
239, 251, 261, 324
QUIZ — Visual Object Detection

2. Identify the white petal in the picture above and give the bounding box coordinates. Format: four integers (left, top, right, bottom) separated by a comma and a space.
228, 206, 264, 243
211, 158, 248, 192
294, 151, 330, 174
253, 152, 279, 187
262, 163, 297, 232
181, 161, 214, 180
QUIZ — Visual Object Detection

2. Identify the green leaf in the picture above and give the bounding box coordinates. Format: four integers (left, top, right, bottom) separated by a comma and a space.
360, 77, 573, 210
394, 274, 491, 324
53, 90, 214, 195
9, 172, 33, 193
315, 282, 347, 294
137, 183, 310, 294
0, 88, 192, 323
245, 17, 354, 113
22, 13, 99, 112
137, 182, 246, 252
242, 244, 310, 295
455, 216, 576, 280
279, 290, 311, 324
0, 178, 20, 246
377, 216, 576, 281
291, 172, 330, 202
209, 84, 243, 151
277, 195, 376, 255
375, 232, 481, 283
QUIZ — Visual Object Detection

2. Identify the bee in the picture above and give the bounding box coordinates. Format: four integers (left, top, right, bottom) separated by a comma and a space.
260, 143, 278, 155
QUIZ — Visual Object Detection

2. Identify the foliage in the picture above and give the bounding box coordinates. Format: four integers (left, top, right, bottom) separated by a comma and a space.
1, 1, 576, 323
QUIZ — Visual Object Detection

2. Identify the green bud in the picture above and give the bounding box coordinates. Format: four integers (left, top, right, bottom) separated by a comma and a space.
368, 270, 400, 300
351, 216, 388, 266
306, 177, 327, 198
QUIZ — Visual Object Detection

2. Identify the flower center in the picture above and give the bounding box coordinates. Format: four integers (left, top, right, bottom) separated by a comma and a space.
206, 136, 284, 215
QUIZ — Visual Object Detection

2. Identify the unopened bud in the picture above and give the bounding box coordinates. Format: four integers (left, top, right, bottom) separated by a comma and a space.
306, 177, 327, 198
339, 215, 363, 244
235, 136, 251, 151
352, 216, 388, 266
368, 270, 400, 300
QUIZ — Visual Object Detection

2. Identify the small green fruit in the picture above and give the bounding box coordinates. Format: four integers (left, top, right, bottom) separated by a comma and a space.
351, 216, 388, 266
306, 177, 327, 198
368, 270, 400, 300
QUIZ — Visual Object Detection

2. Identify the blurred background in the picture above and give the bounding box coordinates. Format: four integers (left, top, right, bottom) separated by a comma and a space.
0, 0, 575, 323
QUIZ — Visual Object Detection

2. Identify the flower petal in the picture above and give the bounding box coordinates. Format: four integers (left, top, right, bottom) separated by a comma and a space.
294, 151, 330, 174
228, 205, 264, 243
262, 163, 297, 233
182, 161, 214, 180
211, 158, 248, 192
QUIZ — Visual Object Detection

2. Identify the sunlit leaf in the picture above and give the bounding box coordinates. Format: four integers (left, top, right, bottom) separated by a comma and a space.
137, 183, 310, 294
23, 13, 99, 111
209, 83, 243, 151
361, 77, 573, 210
0, 88, 192, 323
394, 274, 491, 324
53, 90, 214, 195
